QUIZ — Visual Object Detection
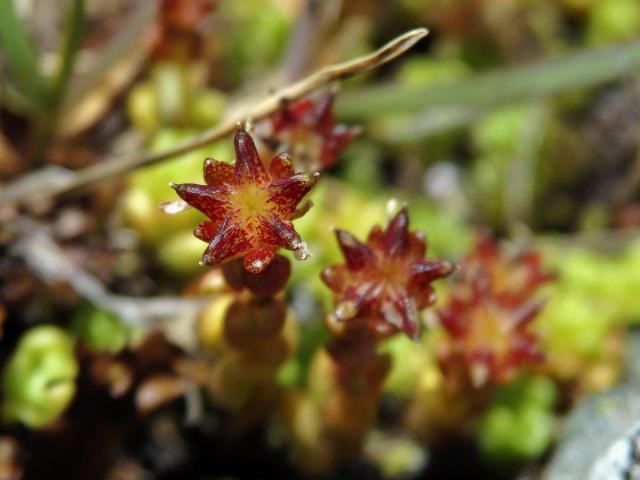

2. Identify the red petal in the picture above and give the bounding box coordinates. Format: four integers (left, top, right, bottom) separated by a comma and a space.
270, 109, 288, 132
321, 265, 347, 292
203, 158, 234, 186
171, 183, 231, 223
397, 297, 420, 339
410, 259, 454, 286
408, 231, 427, 258
233, 128, 269, 185
201, 218, 252, 265
335, 230, 373, 270
287, 98, 315, 123
309, 93, 335, 131
379, 207, 410, 256
291, 199, 313, 220
268, 172, 319, 216
319, 126, 358, 169
257, 214, 302, 251
473, 229, 499, 260
380, 300, 404, 331
512, 300, 545, 328
439, 308, 467, 338
269, 152, 295, 179
243, 248, 276, 274
510, 335, 543, 364
194, 220, 218, 242
413, 285, 437, 309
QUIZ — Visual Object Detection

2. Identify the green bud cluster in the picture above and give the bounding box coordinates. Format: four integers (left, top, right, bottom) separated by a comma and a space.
380, 334, 435, 399
542, 242, 640, 332
586, 0, 640, 46
218, 0, 291, 84
478, 376, 556, 464
470, 104, 547, 228
2, 326, 78, 428
127, 62, 226, 135
71, 306, 131, 354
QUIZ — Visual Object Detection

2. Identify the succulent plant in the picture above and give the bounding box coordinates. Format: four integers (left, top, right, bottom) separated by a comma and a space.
478, 376, 557, 464
267, 93, 360, 172
163, 126, 318, 273
437, 232, 553, 386
71, 306, 130, 354
321, 207, 454, 340
2, 326, 78, 428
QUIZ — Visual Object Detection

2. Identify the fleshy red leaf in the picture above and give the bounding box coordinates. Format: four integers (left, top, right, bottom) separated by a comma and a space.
243, 247, 276, 274
164, 128, 316, 274
323, 211, 452, 340
269, 152, 295, 179
171, 183, 231, 223
194, 220, 219, 242
378, 207, 410, 256
234, 128, 268, 185
268, 172, 318, 215
203, 158, 234, 186
202, 219, 252, 265
335, 230, 373, 270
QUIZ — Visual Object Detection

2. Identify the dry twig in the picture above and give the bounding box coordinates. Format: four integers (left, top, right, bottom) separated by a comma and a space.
11, 217, 209, 329
0, 28, 428, 207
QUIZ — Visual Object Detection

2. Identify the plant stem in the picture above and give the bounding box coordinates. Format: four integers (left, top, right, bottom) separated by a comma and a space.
0, 0, 49, 112
0, 28, 428, 207
336, 40, 640, 120
50, 0, 86, 109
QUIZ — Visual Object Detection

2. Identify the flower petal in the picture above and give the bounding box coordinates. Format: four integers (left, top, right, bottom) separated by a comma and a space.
395, 296, 420, 339
201, 218, 253, 265
319, 126, 359, 169
309, 93, 335, 131
512, 300, 546, 328
194, 220, 218, 242
234, 128, 269, 185
269, 152, 295, 179
334, 229, 373, 270
268, 172, 319, 216
203, 158, 234, 186
318, 263, 341, 290
378, 207, 410, 256
258, 214, 310, 260
410, 259, 455, 287
408, 230, 427, 258
291, 199, 313, 220
171, 183, 231, 223
243, 248, 276, 274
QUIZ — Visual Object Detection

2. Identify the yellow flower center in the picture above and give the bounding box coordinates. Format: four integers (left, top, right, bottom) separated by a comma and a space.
231, 183, 270, 224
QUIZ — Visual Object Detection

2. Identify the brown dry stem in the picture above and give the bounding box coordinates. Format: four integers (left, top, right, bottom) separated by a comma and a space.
0, 28, 428, 208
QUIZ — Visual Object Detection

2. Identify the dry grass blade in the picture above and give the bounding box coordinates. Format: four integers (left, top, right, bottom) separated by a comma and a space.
11, 217, 209, 329
0, 28, 428, 207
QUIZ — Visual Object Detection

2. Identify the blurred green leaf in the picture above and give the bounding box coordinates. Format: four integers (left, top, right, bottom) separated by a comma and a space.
337, 40, 640, 128
50, 0, 85, 106
0, 0, 49, 111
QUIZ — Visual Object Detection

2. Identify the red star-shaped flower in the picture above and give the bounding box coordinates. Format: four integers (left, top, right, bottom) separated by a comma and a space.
269, 93, 360, 172
321, 208, 454, 340
437, 233, 553, 387
164, 127, 319, 273
464, 230, 554, 308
